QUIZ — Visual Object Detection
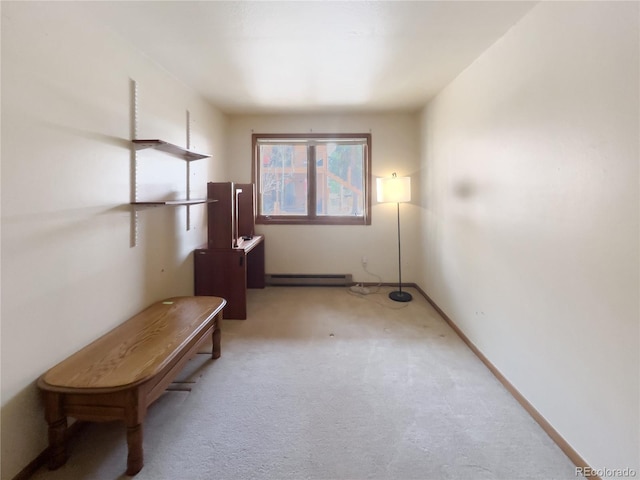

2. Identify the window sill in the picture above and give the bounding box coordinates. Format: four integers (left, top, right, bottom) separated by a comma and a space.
256, 216, 370, 226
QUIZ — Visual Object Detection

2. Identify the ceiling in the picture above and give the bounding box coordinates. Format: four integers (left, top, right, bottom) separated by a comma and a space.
83, 1, 537, 114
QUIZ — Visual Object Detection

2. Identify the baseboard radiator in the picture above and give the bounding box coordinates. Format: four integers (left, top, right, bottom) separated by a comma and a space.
265, 274, 353, 287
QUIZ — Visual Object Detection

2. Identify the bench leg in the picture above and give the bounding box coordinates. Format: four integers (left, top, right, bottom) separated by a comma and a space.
212, 315, 221, 360
43, 392, 68, 470
126, 423, 143, 476
47, 417, 68, 469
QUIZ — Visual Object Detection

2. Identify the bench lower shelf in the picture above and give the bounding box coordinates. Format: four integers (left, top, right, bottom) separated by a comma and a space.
37, 296, 226, 476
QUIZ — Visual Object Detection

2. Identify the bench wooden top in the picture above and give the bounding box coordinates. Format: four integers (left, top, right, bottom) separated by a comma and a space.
38, 296, 225, 392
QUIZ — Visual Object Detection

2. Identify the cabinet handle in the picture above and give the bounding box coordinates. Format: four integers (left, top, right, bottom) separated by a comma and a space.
239, 256, 244, 267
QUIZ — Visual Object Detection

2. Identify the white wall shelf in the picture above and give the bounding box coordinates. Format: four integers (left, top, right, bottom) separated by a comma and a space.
131, 199, 217, 207
132, 139, 211, 161
129, 140, 210, 208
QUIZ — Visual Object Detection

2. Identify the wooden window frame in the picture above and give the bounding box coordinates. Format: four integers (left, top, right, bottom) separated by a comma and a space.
252, 133, 372, 226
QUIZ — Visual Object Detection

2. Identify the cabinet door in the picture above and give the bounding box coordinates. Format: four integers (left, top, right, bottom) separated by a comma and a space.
236, 183, 255, 238
194, 249, 247, 319
246, 239, 265, 289
207, 182, 234, 249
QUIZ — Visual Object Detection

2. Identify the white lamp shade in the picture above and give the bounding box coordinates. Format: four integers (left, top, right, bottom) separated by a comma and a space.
377, 175, 411, 203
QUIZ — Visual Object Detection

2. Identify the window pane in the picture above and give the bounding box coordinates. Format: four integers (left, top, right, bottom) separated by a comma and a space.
315, 143, 364, 216
253, 133, 371, 225
258, 144, 308, 215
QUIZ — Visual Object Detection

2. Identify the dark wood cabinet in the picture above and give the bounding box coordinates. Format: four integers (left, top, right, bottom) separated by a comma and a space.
195, 182, 264, 320
194, 237, 264, 320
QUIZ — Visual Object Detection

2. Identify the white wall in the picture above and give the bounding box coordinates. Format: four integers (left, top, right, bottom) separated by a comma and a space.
419, 1, 639, 472
227, 113, 421, 284
0, 3, 227, 478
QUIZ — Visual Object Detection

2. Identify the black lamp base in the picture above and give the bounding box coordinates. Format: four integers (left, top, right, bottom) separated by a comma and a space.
389, 290, 412, 302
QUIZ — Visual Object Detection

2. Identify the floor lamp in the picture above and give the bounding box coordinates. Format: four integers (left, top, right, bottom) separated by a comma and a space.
377, 173, 412, 302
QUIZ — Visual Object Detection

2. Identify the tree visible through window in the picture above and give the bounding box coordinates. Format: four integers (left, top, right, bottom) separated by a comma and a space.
253, 134, 371, 225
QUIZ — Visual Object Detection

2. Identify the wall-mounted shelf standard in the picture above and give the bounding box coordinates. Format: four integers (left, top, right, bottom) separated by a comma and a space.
132, 139, 211, 161
129, 80, 214, 246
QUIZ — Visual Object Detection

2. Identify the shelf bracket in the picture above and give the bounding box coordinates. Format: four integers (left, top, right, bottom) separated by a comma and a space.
186, 109, 192, 232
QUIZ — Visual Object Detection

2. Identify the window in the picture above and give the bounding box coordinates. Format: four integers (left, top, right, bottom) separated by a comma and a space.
253, 133, 372, 225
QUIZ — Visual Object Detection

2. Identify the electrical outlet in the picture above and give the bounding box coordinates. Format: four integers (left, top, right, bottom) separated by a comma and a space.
361, 256, 368, 266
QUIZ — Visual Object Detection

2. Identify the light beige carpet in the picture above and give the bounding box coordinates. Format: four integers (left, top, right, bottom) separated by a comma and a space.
30, 286, 579, 480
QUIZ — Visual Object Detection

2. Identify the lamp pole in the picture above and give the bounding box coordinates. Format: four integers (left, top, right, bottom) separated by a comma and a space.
389, 199, 412, 302
396, 202, 403, 294
377, 172, 412, 302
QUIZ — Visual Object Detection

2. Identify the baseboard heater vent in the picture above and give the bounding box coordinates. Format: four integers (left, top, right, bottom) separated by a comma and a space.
266, 274, 353, 287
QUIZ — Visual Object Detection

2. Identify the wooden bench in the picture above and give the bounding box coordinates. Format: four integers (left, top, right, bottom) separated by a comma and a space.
37, 296, 226, 476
